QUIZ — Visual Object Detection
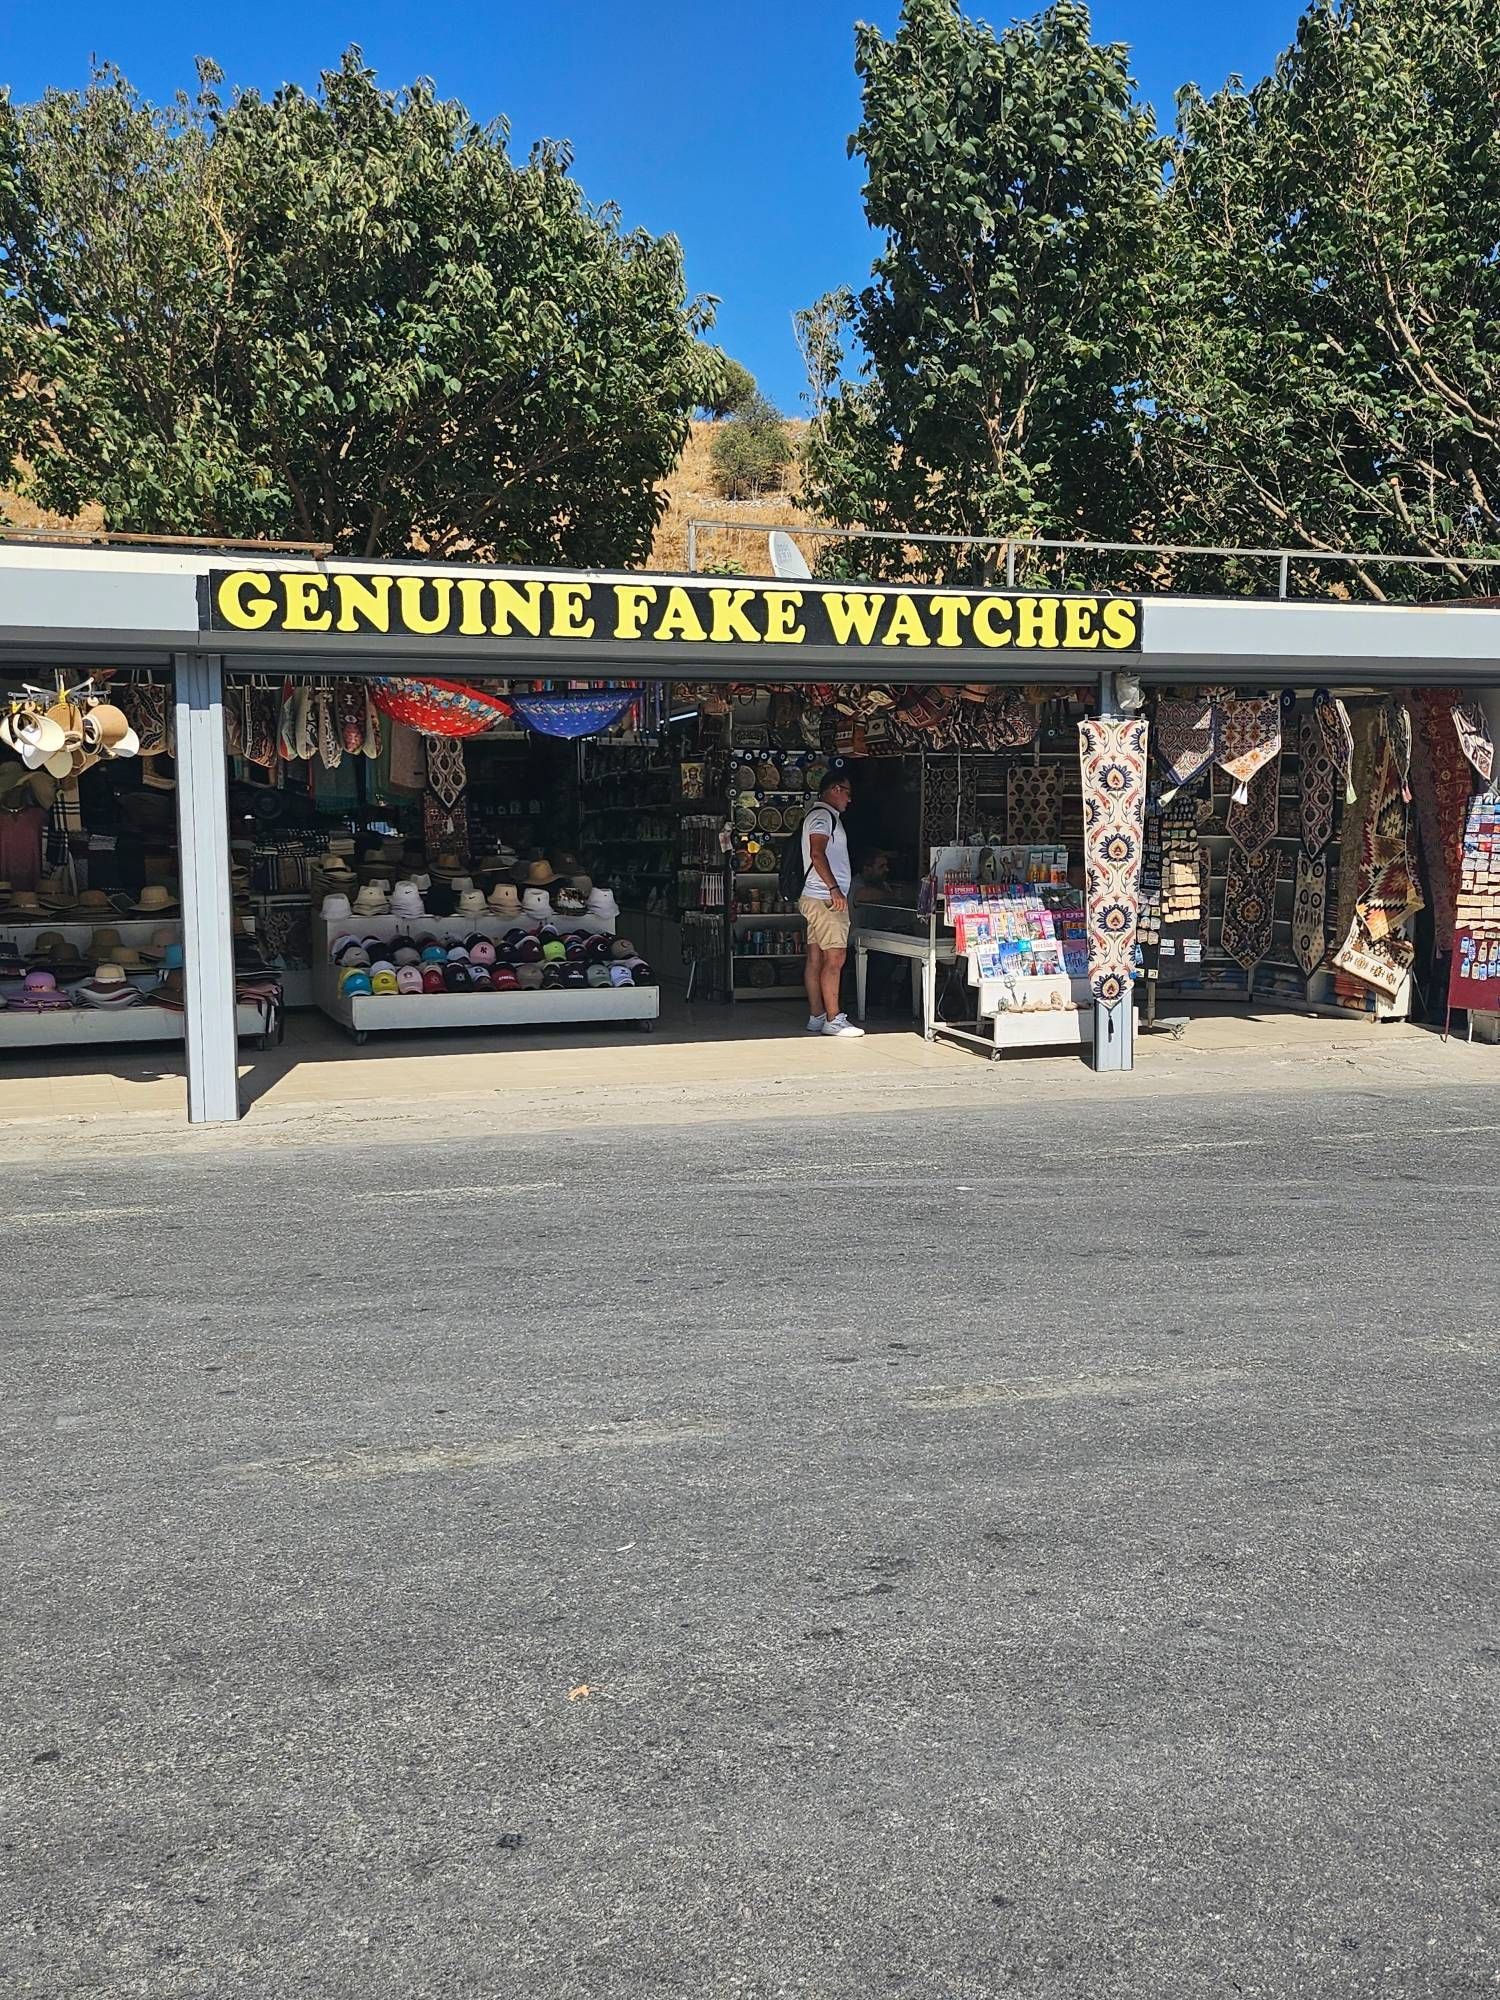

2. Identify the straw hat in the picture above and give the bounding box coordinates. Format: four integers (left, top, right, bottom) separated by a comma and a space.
74, 889, 114, 915
522, 859, 562, 888
133, 884, 179, 912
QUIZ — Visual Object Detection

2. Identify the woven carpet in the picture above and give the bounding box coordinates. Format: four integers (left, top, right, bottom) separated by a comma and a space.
1078, 717, 1149, 1004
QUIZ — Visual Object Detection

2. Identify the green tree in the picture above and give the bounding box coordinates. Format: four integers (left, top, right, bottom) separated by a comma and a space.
0, 51, 719, 563
799, 0, 1166, 582
709, 391, 793, 499
1154, 0, 1500, 598
697, 351, 757, 420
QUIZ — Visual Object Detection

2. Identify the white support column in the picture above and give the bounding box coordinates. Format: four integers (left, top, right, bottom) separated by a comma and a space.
172, 651, 240, 1123
1092, 671, 1136, 1073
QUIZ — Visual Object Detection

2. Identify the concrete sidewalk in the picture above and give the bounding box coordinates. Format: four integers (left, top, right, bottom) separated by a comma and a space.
0, 989, 1495, 1156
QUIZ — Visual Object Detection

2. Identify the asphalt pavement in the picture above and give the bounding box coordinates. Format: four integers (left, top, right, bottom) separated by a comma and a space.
3, 1077, 1498, 1998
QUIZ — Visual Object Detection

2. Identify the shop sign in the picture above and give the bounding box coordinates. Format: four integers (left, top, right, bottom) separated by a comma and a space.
201, 569, 1141, 653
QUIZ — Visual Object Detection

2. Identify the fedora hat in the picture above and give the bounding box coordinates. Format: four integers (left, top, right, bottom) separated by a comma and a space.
133, 884, 178, 912
522, 859, 562, 887
8, 889, 42, 915
74, 889, 113, 914
138, 926, 176, 962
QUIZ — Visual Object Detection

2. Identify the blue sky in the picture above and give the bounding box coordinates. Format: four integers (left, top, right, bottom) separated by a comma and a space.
0, 1, 1303, 411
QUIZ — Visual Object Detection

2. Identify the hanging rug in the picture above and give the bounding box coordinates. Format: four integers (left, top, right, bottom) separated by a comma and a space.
1216, 694, 1281, 803
1358, 709, 1424, 943
1222, 844, 1279, 971
370, 677, 512, 738
1006, 766, 1060, 844
1078, 716, 1149, 1004
1298, 705, 1338, 857
1228, 756, 1280, 852
1154, 693, 1216, 796
1292, 850, 1329, 975
1452, 698, 1495, 782
1410, 688, 1472, 942
423, 733, 468, 811
1316, 690, 1356, 804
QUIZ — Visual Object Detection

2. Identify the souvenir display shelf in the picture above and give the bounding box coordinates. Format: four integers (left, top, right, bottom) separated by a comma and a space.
0, 919, 274, 1049
312, 912, 659, 1043
726, 756, 818, 1004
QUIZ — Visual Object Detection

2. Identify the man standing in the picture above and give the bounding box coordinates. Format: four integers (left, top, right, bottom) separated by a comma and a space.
798, 767, 865, 1037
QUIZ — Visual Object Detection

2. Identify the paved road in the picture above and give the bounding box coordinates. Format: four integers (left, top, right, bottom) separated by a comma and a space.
4, 1080, 1498, 1998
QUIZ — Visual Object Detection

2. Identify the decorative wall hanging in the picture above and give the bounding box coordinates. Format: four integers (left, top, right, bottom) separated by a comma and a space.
920, 756, 978, 852
1409, 689, 1473, 942
1298, 707, 1338, 856
1216, 694, 1281, 803
336, 681, 366, 754
316, 691, 342, 769
510, 691, 638, 739
1292, 850, 1329, 974
128, 683, 172, 758
1452, 698, 1494, 782
1222, 844, 1279, 971
1358, 710, 1424, 943
1006, 766, 1060, 844
1154, 693, 1217, 796
1228, 757, 1280, 852
1316, 691, 1356, 804
422, 732, 468, 812
369, 677, 512, 737
1077, 716, 1149, 1003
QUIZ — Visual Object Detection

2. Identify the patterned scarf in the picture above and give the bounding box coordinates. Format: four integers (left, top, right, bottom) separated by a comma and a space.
1292, 851, 1329, 974
1222, 844, 1279, 971
1228, 756, 1280, 852
1452, 698, 1495, 782
1154, 693, 1217, 796
1316, 691, 1356, 805
1298, 707, 1338, 857
1216, 694, 1281, 803
1077, 717, 1149, 1004
336, 682, 366, 754
1006, 766, 1060, 844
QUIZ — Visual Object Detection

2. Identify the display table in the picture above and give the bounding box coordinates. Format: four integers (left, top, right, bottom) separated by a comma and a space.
851, 906, 956, 1038
313, 912, 659, 1043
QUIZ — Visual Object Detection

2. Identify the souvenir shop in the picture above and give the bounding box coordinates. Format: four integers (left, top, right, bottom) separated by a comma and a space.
1, 542, 1498, 1122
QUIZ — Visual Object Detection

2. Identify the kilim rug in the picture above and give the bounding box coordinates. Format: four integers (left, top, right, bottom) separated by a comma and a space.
1359, 709, 1424, 943
1078, 717, 1149, 1003
1216, 694, 1281, 802
1453, 698, 1495, 782
1410, 689, 1472, 942
1298, 706, 1338, 856
1006, 765, 1061, 844
1316, 691, 1356, 805
1222, 844, 1279, 971
1334, 705, 1382, 956
1292, 850, 1329, 974
1228, 756, 1280, 852
1154, 693, 1216, 796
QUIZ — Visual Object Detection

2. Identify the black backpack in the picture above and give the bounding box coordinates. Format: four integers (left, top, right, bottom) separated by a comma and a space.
780, 805, 840, 904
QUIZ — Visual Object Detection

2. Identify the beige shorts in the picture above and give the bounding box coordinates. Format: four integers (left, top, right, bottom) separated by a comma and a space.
799, 895, 851, 951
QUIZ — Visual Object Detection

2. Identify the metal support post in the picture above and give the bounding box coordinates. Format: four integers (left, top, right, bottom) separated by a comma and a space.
173, 651, 240, 1123
1092, 671, 1135, 1074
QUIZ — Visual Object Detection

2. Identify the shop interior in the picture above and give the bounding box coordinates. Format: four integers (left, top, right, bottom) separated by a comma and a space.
0, 667, 1494, 1082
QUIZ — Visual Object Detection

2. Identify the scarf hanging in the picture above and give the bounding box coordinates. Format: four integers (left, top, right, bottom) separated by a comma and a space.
1452, 698, 1495, 783
1006, 766, 1060, 844
1222, 844, 1279, 971
370, 676, 512, 737
128, 682, 171, 758
1228, 756, 1280, 852
1154, 693, 1217, 797
1316, 691, 1356, 805
1292, 851, 1329, 974
336, 681, 365, 754
1077, 717, 1149, 1004
1216, 694, 1281, 804
223, 685, 245, 759
510, 691, 638, 739
316, 691, 342, 769
1298, 706, 1338, 856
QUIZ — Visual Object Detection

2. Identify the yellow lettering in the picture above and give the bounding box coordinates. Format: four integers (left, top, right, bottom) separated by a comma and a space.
216, 570, 275, 631
972, 599, 1014, 647
1015, 597, 1060, 648
613, 584, 658, 639
548, 582, 596, 639
456, 578, 488, 636
821, 591, 884, 646
395, 575, 454, 636
928, 595, 972, 647
282, 573, 332, 632
653, 586, 708, 644
708, 588, 761, 643
1101, 599, 1139, 651
489, 581, 546, 638
333, 573, 393, 634
762, 589, 805, 643
881, 593, 931, 647
1061, 598, 1101, 649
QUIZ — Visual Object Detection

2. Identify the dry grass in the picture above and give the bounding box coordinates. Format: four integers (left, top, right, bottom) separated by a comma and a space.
650, 418, 831, 577
0, 483, 103, 535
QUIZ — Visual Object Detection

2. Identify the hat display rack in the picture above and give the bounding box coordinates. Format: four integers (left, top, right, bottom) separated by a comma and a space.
1, 675, 142, 783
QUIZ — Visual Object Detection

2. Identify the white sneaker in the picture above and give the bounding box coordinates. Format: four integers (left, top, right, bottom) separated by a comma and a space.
806, 1014, 827, 1033
822, 1014, 865, 1037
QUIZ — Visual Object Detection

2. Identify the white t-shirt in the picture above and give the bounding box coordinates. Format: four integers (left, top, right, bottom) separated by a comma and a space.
799, 804, 850, 900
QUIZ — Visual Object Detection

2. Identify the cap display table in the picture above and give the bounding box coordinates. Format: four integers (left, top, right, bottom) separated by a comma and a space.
314, 912, 659, 1043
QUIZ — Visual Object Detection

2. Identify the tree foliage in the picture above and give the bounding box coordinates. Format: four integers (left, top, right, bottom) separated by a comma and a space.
799, 0, 1166, 582
1154, 0, 1500, 598
697, 351, 757, 420
0, 51, 719, 562
709, 391, 793, 499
